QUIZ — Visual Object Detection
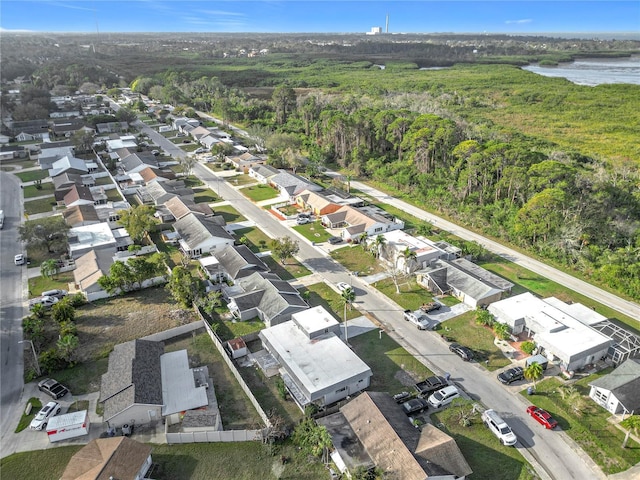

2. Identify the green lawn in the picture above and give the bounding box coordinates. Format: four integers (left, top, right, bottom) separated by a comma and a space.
49, 358, 110, 397
23, 183, 55, 198
193, 187, 219, 204
299, 282, 361, 322
518, 374, 640, 474
436, 311, 513, 370
329, 245, 386, 276
209, 317, 265, 342
225, 174, 256, 186
212, 204, 246, 223
27, 272, 74, 298
261, 255, 311, 280
432, 400, 538, 480
94, 176, 114, 186
182, 175, 205, 188
24, 197, 57, 215
241, 184, 280, 202
15, 170, 49, 182
180, 143, 200, 152
105, 188, 123, 202
350, 329, 434, 393
372, 276, 441, 312
15, 397, 42, 433
292, 222, 331, 243
233, 227, 272, 253
375, 202, 425, 232
150, 231, 183, 268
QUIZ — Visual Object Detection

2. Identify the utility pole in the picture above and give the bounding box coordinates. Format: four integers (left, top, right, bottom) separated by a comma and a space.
19, 340, 41, 377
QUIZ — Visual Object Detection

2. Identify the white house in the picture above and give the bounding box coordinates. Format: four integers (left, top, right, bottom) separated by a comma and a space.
259, 306, 372, 408
173, 213, 234, 258
322, 205, 405, 242
588, 359, 640, 415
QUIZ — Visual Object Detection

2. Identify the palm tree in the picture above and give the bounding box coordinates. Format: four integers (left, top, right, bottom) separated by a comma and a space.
40, 259, 58, 280
57, 334, 79, 364
397, 247, 417, 274
341, 286, 356, 344
524, 361, 544, 391
373, 234, 386, 259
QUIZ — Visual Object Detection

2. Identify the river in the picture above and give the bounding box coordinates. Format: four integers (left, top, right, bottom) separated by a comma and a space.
522, 56, 640, 86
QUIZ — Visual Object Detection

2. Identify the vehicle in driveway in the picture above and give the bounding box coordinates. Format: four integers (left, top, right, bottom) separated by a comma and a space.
497, 366, 524, 384
427, 385, 460, 409
403, 310, 430, 330
527, 406, 558, 429
296, 217, 310, 225
327, 236, 343, 245
449, 342, 474, 361
401, 398, 429, 415
414, 376, 448, 396
29, 296, 59, 310
41, 289, 68, 300
420, 301, 441, 313
30, 401, 61, 430
38, 378, 69, 399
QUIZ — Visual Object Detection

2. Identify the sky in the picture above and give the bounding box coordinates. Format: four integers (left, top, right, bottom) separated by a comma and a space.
1, 1, 638, 35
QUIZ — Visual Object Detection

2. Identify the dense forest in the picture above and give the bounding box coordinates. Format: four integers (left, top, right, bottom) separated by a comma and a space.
2, 33, 639, 300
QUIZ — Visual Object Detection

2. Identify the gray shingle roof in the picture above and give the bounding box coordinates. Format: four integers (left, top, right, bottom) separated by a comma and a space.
590, 359, 640, 412
173, 212, 233, 250
100, 339, 164, 422
214, 244, 269, 280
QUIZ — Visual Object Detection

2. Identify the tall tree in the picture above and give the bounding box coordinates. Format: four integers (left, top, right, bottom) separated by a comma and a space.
270, 237, 299, 265
523, 361, 544, 391
117, 205, 156, 243
40, 259, 58, 280
272, 85, 296, 125
19, 217, 70, 254
166, 266, 204, 308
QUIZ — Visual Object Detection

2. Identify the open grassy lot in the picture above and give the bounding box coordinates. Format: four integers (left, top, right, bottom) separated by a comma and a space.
234, 226, 272, 253
212, 204, 246, 223
23, 182, 55, 198
518, 373, 640, 474
2, 159, 37, 169
224, 173, 255, 186
24, 196, 57, 215
164, 332, 262, 429
373, 276, 441, 312
329, 245, 385, 277
193, 186, 219, 204
180, 143, 200, 152
182, 175, 205, 188
0, 441, 327, 480
241, 183, 280, 202
15, 169, 49, 182
375, 202, 424, 232
480, 256, 639, 334
299, 282, 361, 322
292, 222, 331, 243
209, 316, 265, 342
350, 329, 434, 393
432, 401, 538, 480
261, 255, 311, 280
437, 311, 512, 371
27, 272, 74, 298
94, 176, 114, 186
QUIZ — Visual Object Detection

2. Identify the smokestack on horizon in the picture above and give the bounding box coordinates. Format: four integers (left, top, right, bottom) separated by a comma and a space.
386, 14, 389, 33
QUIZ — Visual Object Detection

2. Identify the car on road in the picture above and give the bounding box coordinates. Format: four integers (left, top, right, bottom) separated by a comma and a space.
497, 366, 524, 384
482, 409, 518, 446
327, 236, 343, 245
449, 343, 474, 361
41, 289, 68, 300
30, 401, 61, 430
427, 385, 461, 409
14, 254, 25, 265
526, 405, 558, 429
336, 282, 352, 293
414, 376, 448, 396
38, 378, 69, 399
401, 397, 429, 415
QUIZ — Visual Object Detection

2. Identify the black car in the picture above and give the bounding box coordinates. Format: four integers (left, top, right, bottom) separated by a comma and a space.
401, 398, 429, 415
327, 236, 343, 245
449, 343, 474, 361
497, 366, 524, 384
38, 378, 69, 399
414, 375, 448, 396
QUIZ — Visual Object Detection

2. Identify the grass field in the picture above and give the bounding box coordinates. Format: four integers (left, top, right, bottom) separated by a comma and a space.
241, 183, 280, 202
193, 187, 219, 204
299, 282, 361, 322
372, 276, 442, 312
15, 170, 49, 182
15, 397, 42, 433
24, 197, 57, 215
27, 272, 74, 298
261, 255, 311, 280
329, 245, 385, 277
233, 226, 272, 253
292, 222, 331, 243
212, 204, 246, 223
94, 176, 114, 186
518, 374, 640, 474
23, 183, 55, 198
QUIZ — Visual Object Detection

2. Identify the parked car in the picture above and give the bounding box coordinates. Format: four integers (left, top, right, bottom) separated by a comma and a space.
392, 391, 412, 404
420, 301, 441, 313
30, 401, 61, 430
41, 289, 68, 300
327, 236, 343, 245
401, 397, 429, 415
14, 254, 25, 265
336, 282, 352, 293
404, 310, 431, 330
449, 343, 474, 361
296, 217, 310, 225
427, 385, 460, 409
497, 366, 524, 385
29, 296, 59, 310
526, 406, 558, 429
414, 376, 448, 396
38, 378, 69, 400
482, 409, 518, 446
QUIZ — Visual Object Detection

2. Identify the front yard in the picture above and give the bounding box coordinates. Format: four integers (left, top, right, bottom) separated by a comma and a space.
241, 183, 279, 202
24, 196, 57, 215
329, 245, 386, 276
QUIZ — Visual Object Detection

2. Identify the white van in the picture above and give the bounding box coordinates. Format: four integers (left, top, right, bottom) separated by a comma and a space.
482, 409, 518, 446
427, 385, 460, 409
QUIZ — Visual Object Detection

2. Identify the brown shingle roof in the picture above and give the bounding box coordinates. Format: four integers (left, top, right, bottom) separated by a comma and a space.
63, 204, 100, 226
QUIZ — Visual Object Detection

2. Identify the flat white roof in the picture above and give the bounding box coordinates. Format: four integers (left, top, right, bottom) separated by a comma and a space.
46, 410, 88, 429
381, 230, 439, 254
198, 256, 220, 267
292, 305, 338, 334
542, 297, 607, 326
68, 222, 116, 254
489, 292, 538, 322
261, 322, 371, 396
536, 327, 611, 358
161, 350, 209, 416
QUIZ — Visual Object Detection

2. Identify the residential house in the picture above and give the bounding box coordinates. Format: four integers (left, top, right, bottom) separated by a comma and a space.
50, 119, 90, 139
188, 125, 213, 141
136, 179, 194, 206
225, 152, 264, 172
416, 257, 514, 308
318, 392, 472, 480
489, 293, 613, 372
172, 117, 200, 133
376, 230, 451, 273
294, 189, 342, 217
138, 165, 176, 185
60, 437, 153, 480
269, 171, 321, 200
68, 222, 130, 259
322, 205, 405, 242
164, 195, 214, 221
589, 359, 640, 415
249, 164, 280, 184
63, 204, 101, 227
205, 244, 269, 282
200, 134, 220, 150
106, 135, 137, 152
0, 145, 29, 162
226, 271, 308, 326
63, 185, 100, 208
71, 249, 113, 301
119, 152, 159, 175
96, 121, 129, 134
173, 212, 234, 258
48, 155, 89, 177
9, 119, 50, 141
38, 142, 75, 169
259, 306, 372, 408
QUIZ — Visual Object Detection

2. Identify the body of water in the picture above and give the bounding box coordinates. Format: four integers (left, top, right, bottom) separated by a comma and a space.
522, 56, 640, 86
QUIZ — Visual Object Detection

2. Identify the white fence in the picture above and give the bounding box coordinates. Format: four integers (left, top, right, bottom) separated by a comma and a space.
166, 428, 263, 444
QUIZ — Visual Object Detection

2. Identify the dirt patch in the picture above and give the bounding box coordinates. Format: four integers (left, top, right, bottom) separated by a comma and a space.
74, 287, 197, 362
394, 369, 420, 387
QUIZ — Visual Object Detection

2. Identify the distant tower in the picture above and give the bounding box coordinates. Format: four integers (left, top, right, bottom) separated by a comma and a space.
386, 14, 389, 33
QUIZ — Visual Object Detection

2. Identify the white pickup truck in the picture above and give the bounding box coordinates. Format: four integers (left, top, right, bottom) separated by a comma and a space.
403, 310, 430, 330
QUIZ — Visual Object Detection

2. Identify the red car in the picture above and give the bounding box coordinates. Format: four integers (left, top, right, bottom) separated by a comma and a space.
527, 405, 558, 429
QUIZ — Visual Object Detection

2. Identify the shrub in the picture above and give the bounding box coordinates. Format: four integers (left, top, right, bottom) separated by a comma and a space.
521, 341, 536, 355
38, 348, 66, 374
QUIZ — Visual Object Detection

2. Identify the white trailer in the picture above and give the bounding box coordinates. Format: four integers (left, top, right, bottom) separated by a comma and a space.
46, 410, 90, 442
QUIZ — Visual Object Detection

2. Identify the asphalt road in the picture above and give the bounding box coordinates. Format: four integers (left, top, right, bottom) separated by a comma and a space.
0, 172, 27, 451
133, 111, 606, 478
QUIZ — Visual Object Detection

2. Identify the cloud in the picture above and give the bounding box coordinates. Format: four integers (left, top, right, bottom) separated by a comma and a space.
0, 27, 35, 32
197, 10, 246, 17
46, 1, 95, 12
505, 19, 533, 25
